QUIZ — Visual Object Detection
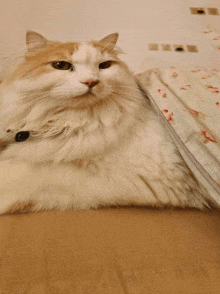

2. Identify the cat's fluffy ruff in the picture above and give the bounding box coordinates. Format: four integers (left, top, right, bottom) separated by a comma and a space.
0, 31, 217, 214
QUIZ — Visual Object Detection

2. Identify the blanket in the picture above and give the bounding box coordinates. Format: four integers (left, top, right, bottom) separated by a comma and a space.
137, 67, 220, 203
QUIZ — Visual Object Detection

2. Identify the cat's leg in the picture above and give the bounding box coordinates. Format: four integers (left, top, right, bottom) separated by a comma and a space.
0, 161, 64, 215
0, 161, 38, 214
0, 161, 84, 215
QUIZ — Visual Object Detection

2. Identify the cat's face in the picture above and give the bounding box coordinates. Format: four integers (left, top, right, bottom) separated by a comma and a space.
2, 31, 134, 109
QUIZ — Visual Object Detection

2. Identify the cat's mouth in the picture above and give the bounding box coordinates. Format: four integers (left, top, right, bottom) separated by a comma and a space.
75, 89, 96, 98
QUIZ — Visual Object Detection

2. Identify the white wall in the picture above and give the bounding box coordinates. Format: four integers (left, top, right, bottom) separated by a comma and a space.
0, 0, 220, 74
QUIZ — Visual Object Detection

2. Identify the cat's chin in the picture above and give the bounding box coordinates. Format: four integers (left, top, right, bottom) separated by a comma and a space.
76, 91, 95, 98
71, 92, 104, 108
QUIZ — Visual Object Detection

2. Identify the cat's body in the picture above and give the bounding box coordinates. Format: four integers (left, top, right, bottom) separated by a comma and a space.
0, 32, 218, 214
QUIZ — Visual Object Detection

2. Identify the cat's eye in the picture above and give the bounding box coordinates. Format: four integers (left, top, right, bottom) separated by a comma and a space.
52, 61, 73, 70
99, 61, 112, 69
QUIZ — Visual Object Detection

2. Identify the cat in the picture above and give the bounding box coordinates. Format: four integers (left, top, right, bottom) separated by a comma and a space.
0, 31, 218, 214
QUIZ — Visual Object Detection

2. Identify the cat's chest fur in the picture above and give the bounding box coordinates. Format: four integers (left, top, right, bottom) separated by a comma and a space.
0, 99, 170, 166
0, 103, 184, 200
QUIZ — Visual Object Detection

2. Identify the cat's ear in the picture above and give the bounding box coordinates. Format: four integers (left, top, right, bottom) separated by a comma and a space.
99, 33, 119, 50
26, 31, 48, 52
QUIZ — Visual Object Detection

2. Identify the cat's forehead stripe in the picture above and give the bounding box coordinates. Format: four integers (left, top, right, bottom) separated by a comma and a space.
71, 42, 103, 63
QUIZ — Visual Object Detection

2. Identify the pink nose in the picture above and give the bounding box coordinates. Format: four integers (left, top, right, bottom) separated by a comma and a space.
81, 79, 100, 88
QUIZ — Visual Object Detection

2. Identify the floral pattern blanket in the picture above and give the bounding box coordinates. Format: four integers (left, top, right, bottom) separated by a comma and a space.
137, 67, 220, 201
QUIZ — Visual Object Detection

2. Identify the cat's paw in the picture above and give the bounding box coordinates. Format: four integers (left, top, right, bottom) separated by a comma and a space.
0, 161, 38, 215
0, 198, 37, 215
0, 190, 37, 215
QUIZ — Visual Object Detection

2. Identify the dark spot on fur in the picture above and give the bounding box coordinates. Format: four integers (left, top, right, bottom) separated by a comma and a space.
4, 200, 37, 215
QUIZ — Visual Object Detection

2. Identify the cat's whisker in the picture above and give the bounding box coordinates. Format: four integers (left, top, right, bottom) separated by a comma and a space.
110, 91, 136, 102
110, 90, 144, 102
116, 84, 141, 90
115, 84, 148, 96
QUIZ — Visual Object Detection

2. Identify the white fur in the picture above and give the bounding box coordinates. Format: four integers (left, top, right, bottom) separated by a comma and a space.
0, 39, 217, 214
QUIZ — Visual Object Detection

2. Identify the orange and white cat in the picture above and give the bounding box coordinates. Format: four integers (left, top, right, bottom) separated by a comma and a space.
0, 31, 218, 214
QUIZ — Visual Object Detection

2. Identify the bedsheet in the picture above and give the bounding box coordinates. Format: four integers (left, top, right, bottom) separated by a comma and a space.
137, 67, 220, 202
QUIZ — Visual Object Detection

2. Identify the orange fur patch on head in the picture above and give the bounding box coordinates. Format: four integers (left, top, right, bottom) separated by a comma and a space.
91, 40, 118, 56
4, 200, 37, 215
6, 41, 79, 82
25, 41, 79, 62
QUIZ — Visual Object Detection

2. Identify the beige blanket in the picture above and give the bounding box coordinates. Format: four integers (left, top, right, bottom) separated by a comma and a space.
137, 66, 220, 202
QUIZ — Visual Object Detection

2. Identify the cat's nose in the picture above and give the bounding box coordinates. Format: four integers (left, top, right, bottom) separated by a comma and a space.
80, 79, 100, 88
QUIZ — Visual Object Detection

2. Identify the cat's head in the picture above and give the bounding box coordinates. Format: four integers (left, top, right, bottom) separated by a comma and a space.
0, 32, 146, 160
1, 31, 136, 110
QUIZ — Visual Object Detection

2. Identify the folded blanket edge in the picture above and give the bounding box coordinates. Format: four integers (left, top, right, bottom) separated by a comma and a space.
136, 77, 220, 204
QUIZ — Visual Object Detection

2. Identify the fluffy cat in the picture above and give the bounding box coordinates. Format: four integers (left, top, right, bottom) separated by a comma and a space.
0, 31, 218, 214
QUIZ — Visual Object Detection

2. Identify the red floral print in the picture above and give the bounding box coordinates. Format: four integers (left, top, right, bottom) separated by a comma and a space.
172, 72, 178, 77
161, 109, 173, 121
207, 86, 219, 93
189, 109, 198, 116
158, 89, 166, 97
201, 130, 217, 143
181, 85, 191, 90
203, 30, 213, 33
215, 102, 220, 109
